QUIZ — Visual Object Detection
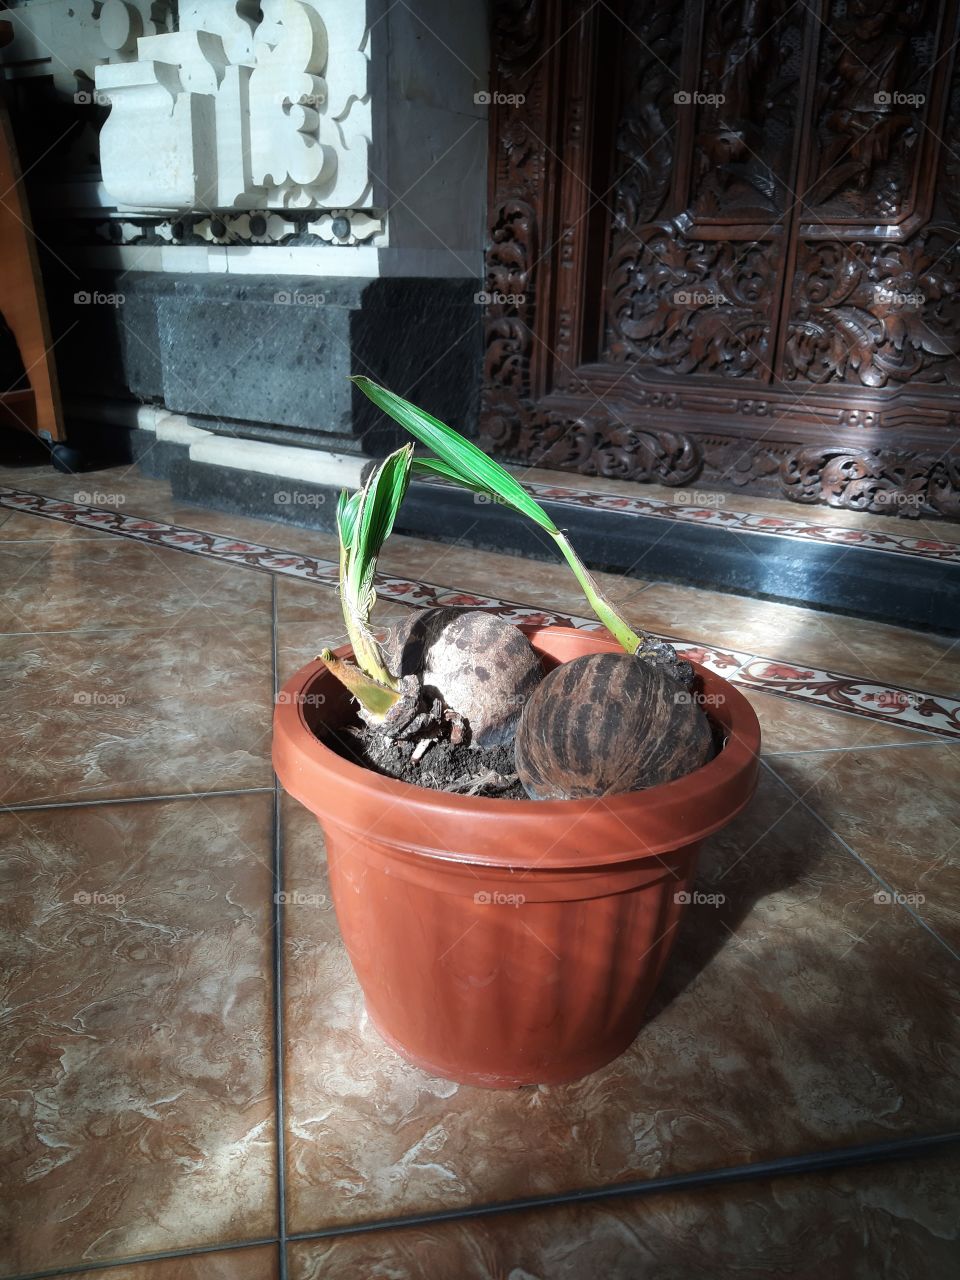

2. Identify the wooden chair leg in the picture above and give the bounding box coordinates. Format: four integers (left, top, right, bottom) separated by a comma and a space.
0, 101, 64, 442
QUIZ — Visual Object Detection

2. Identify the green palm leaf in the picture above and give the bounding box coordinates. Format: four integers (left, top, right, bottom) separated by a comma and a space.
352, 376, 556, 533
351, 378, 646, 656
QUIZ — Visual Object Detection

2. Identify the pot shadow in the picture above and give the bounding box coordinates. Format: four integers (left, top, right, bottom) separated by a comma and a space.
641, 764, 831, 1024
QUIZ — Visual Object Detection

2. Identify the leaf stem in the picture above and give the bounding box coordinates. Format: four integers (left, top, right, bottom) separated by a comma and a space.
318, 648, 400, 717
552, 531, 642, 653
341, 605, 398, 692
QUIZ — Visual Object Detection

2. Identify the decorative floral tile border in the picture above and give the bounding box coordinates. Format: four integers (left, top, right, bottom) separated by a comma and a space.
3, 486, 956, 740
422, 476, 960, 565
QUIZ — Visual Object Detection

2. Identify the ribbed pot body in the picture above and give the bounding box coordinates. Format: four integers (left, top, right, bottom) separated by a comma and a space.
273, 626, 761, 1087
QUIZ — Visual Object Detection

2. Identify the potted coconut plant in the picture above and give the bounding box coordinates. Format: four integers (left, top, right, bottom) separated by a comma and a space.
273, 379, 761, 1088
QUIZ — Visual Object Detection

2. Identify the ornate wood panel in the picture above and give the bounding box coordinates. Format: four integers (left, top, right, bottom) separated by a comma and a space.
482, 0, 960, 517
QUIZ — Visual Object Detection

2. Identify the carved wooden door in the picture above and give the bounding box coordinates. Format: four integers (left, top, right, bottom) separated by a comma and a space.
483, 0, 960, 516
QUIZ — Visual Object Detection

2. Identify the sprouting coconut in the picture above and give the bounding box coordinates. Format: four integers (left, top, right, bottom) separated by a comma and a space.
318, 378, 714, 799
515, 653, 714, 800
315, 445, 542, 786
384, 607, 543, 748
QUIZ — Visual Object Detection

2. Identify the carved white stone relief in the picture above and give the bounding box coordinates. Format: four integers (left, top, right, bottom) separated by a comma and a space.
248, 0, 334, 200
2, 0, 372, 214
85, 207, 383, 246
0, 0, 175, 93
93, 0, 372, 212
310, 209, 383, 245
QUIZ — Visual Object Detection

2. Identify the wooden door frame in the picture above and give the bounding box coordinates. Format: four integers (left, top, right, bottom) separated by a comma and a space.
480, 0, 960, 517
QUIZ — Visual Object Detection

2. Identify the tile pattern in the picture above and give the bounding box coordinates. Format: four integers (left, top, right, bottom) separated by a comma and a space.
433, 474, 960, 564
2, 485, 958, 740
0, 529, 272, 636
279, 773, 960, 1232
0, 795, 277, 1274
739, 688, 943, 755
0, 621, 273, 806
769, 745, 960, 954
288, 1152, 960, 1280
56, 1245, 279, 1280
1, 472, 957, 1279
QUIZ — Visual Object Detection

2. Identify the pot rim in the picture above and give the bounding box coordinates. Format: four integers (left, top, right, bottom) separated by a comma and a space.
273, 624, 761, 867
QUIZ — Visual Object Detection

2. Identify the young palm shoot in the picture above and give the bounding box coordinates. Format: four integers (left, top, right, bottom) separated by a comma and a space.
350, 377, 711, 801
321, 439, 542, 754
318, 444, 413, 720
350, 376, 691, 686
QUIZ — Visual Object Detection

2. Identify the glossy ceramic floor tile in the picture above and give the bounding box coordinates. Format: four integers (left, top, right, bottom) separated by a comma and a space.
288, 1151, 960, 1280
0, 530, 272, 636
274, 576, 348, 628
619, 582, 960, 697
0, 464, 178, 523
0, 795, 277, 1275
0, 508, 115, 542
280, 772, 960, 1233
1, 620, 273, 805
56, 1244, 279, 1280
745, 688, 943, 755
0, 458, 343, 562
377, 533, 649, 618
3, 454, 957, 1277
769, 745, 960, 953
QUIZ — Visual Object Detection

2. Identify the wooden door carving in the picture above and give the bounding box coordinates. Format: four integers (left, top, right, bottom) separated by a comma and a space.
482, 0, 960, 517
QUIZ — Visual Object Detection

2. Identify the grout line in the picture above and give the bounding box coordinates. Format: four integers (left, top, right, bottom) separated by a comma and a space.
8, 1132, 957, 1279
284, 1131, 960, 1244
761, 758, 960, 963
2, 1237, 278, 1280
0, 786, 277, 814
271, 576, 290, 1280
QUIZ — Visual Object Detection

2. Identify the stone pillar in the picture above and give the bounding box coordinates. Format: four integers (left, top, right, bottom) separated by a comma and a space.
0, 0, 488, 507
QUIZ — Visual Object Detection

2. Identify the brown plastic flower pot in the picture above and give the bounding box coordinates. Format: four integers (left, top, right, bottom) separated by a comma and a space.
273, 625, 761, 1088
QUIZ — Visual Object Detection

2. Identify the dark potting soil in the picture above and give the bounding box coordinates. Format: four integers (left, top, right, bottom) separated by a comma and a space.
326, 724, 527, 799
